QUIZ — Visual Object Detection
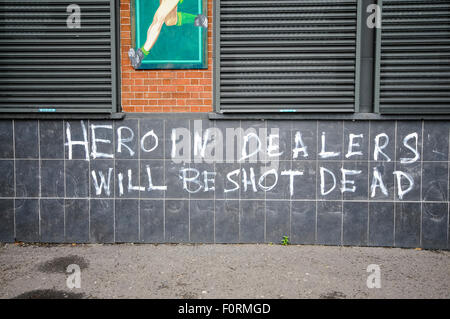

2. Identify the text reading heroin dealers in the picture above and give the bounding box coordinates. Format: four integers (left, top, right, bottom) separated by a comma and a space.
65, 120, 420, 199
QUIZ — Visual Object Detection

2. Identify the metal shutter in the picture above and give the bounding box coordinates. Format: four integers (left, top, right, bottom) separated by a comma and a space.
214, 0, 361, 113
375, 0, 450, 114
0, 0, 118, 113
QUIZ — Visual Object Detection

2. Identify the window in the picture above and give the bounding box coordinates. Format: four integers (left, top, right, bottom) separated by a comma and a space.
214, 0, 362, 113
0, 0, 120, 114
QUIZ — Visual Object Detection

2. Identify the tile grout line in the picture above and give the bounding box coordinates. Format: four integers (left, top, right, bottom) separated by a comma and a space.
163, 120, 166, 242
63, 120, 66, 240
341, 121, 345, 246
315, 120, 319, 244
137, 119, 141, 242
12, 120, 16, 241
88, 120, 91, 244
393, 121, 398, 247
38, 120, 41, 240
367, 121, 371, 246
420, 121, 425, 248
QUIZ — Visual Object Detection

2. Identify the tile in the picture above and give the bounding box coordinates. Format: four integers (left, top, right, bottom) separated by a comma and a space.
15, 160, 39, 198
115, 119, 139, 159
396, 121, 422, 164
240, 200, 265, 243
214, 163, 240, 200
422, 203, 448, 249
318, 121, 343, 160
266, 201, 290, 244
368, 202, 395, 247
190, 200, 214, 243
140, 160, 165, 199
422, 162, 448, 202
291, 161, 316, 200
65, 160, 89, 198
15, 199, 39, 242
423, 121, 449, 162
40, 199, 64, 243
395, 202, 421, 248
343, 202, 368, 246
215, 200, 239, 243
189, 163, 216, 200
0, 200, 14, 242
40, 121, 64, 159
115, 199, 139, 243
369, 162, 395, 201
0, 160, 14, 197
65, 199, 89, 243
90, 160, 114, 198
215, 120, 242, 163
140, 118, 164, 159
90, 199, 114, 243
265, 161, 291, 201
115, 160, 140, 198
240, 120, 266, 163
317, 161, 341, 200
0, 121, 13, 158
240, 163, 265, 200
64, 120, 90, 160
369, 121, 395, 162
344, 121, 369, 161
40, 160, 64, 198
165, 119, 190, 161
395, 161, 421, 201
342, 162, 369, 200
15, 121, 38, 159
266, 120, 292, 161
89, 120, 114, 160
317, 201, 342, 246
165, 200, 189, 243
140, 200, 164, 243
191, 119, 217, 163
291, 121, 317, 160
291, 201, 316, 245
165, 161, 189, 199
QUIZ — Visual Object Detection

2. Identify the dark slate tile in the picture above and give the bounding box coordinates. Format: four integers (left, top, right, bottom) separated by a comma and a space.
0, 160, 14, 197
89, 120, 114, 160
191, 119, 218, 163
165, 119, 190, 161
140, 118, 164, 160
343, 202, 368, 246
0, 200, 14, 242
40, 160, 64, 198
423, 121, 449, 162
165, 162, 189, 199
115, 199, 139, 243
317, 161, 341, 200
369, 162, 395, 200
240, 120, 266, 163
165, 200, 189, 243
344, 121, 369, 161
318, 121, 343, 160
65, 160, 89, 198
214, 163, 240, 200
140, 200, 164, 243
214, 120, 242, 163
240, 164, 265, 200
65, 199, 89, 243
64, 120, 90, 160
395, 202, 421, 248
265, 161, 291, 201
317, 201, 342, 246
240, 200, 265, 243
291, 201, 316, 245
215, 200, 239, 243
396, 121, 422, 164
266, 120, 292, 161
15, 199, 39, 242
189, 163, 216, 199
90, 160, 114, 198
15, 121, 38, 159
90, 199, 114, 243
266, 201, 290, 244
40, 199, 64, 243
190, 200, 214, 243
369, 121, 395, 162
422, 162, 448, 202
291, 121, 317, 160
291, 161, 316, 200
114, 119, 139, 159
422, 203, 448, 250
342, 162, 369, 200
368, 202, 395, 247
140, 160, 165, 199
115, 160, 140, 198
0, 121, 13, 158
39, 121, 64, 159
395, 161, 421, 201
15, 160, 39, 198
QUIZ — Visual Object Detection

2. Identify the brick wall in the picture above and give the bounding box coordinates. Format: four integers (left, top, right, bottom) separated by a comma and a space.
120, 0, 213, 113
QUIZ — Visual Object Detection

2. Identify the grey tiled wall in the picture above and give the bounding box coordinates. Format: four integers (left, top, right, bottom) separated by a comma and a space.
0, 118, 448, 250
